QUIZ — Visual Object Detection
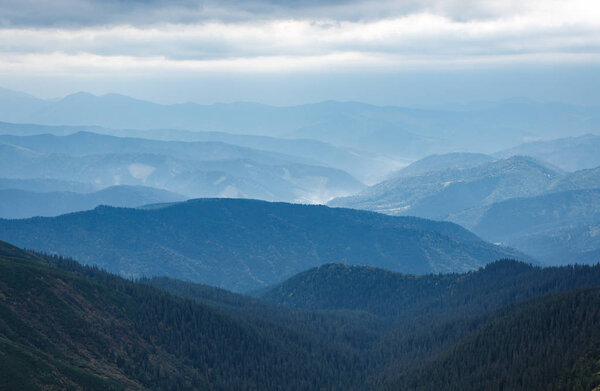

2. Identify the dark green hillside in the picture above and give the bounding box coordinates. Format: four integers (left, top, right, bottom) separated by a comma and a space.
0, 240, 362, 390
259, 261, 600, 320
161, 258, 600, 390
0, 198, 523, 291
260, 261, 600, 390
143, 276, 389, 361
2, 239, 600, 390
387, 287, 600, 391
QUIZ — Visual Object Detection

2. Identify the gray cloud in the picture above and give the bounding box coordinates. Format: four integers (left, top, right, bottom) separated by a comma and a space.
1, 10, 598, 61
0, 0, 558, 27
0, 0, 597, 83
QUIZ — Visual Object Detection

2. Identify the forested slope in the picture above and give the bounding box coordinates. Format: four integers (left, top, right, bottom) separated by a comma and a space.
0, 241, 360, 390
2, 239, 600, 390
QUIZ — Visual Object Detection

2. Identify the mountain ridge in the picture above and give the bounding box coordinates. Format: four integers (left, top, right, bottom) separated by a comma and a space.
329, 155, 562, 219
496, 133, 600, 171
0, 121, 397, 183
0, 131, 365, 203
0, 198, 526, 291
2, 86, 599, 156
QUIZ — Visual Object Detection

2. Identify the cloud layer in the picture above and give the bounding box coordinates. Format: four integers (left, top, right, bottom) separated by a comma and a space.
0, 0, 591, 26
0, 0, 599, 78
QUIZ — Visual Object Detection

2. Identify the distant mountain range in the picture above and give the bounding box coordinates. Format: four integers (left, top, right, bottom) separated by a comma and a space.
0, 198, 524, 291
469, 188, 600, 265
329, 155, 562, 219
0, 185, 185, 219
0, 131, 303, 161
2, 87, 599, 156
387, 152, 495, 178
0, 131, 365, 203
1, 87, 599, 268
0, 177, 98, 193
3, 240, 600, 390
0, 121, 396, 184
546, 166, 600, 192
497, 133, 600, 171
330, 155, 600, 264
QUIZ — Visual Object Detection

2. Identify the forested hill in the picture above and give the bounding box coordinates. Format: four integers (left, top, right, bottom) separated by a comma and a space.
385, 287, 600, 391
257, 260, 600, 390
0, 240, 362, 390
2, 240, 600, 390
0, 198, 524, 291
259, 261, 600, 319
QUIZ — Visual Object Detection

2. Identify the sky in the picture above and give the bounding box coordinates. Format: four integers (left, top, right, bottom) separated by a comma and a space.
1, 0, 599, 106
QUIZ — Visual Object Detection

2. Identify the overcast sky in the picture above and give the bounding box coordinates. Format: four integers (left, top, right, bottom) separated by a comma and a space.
1, 0, 599, 105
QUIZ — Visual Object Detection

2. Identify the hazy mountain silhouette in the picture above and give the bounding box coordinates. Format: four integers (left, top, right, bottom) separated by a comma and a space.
329, 155, 562, 219
0, 132, 365, 203
0, 185, 186, 219
387, 152, 494, 178
467, 188, 600, 265
2, 87, 599, 156
496, 133, 600, 171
